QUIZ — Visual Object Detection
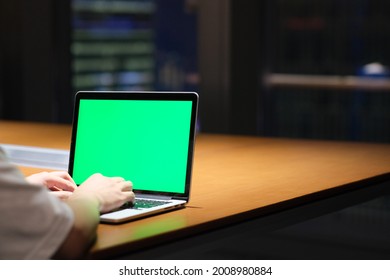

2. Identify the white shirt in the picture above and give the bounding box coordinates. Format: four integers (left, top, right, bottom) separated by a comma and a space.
0, 148, 74, 259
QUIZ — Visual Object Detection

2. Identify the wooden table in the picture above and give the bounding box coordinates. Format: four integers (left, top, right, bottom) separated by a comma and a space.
1, 120, 390, 259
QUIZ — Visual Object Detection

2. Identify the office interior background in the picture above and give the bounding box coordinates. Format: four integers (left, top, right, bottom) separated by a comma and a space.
0, 0, 389, 143
1, 0, 390, 259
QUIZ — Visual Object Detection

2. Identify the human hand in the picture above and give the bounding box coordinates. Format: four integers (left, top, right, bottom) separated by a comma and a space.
50, 190, 74, 200
70, 173, 135, 213
26, 171, 77, 192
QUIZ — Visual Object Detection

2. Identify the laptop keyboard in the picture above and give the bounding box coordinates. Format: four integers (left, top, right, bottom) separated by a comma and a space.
121, 199, 170, 210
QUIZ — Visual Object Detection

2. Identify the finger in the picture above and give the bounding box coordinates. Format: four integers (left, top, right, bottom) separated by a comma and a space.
120, 181, 133, 191
111, 176, 126, 183
51, 171, 77, 185
49, 186, 62, 191
47, 176, 77, 192
124, 191, 135, 203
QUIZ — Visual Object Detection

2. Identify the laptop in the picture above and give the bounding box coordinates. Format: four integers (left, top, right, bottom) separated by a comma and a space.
68, 91, 199, 223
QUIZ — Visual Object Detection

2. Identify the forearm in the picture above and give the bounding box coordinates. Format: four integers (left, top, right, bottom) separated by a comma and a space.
52, 196, 100, 259
51, 173, 134, 259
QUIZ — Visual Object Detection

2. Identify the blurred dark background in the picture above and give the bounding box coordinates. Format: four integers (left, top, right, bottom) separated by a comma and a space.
1, 0, 389, 142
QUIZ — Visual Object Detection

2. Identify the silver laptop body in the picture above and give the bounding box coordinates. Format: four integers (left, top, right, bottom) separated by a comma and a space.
68, 91, 198, 223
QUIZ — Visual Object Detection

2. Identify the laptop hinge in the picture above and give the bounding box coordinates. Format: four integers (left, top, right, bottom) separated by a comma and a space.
136, 194, 172, 200
172, 196, 188, 201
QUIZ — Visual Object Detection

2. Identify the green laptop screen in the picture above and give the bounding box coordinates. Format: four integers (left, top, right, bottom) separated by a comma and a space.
72, 99, 192, 194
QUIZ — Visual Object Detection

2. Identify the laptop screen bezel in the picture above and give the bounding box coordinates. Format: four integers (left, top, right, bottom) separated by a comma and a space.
68, 91, 198, 201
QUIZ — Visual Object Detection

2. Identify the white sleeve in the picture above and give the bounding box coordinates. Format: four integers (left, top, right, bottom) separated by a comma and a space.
0, 148, 74, 259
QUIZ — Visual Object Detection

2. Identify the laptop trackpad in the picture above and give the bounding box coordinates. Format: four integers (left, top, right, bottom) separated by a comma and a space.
101, 209, 144, 220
